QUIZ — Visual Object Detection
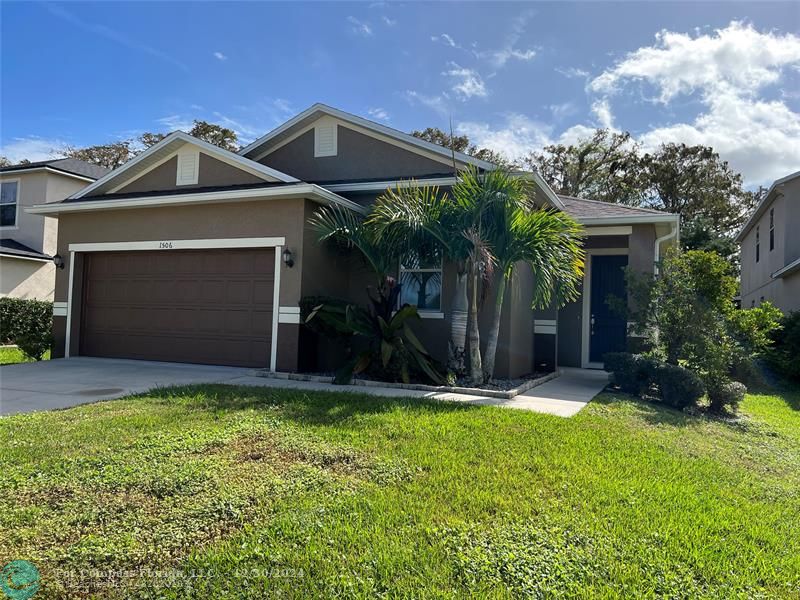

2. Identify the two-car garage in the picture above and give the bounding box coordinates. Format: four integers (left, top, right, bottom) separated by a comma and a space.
77, 247, 276, 368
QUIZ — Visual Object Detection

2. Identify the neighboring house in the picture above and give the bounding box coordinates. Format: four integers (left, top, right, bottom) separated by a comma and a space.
737, 170, 800, 314
1, 158, 108, 300
29, 104, 678, 374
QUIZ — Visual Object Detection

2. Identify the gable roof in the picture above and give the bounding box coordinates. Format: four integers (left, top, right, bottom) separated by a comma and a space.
69, 131, 299, 200
0, 158, 109, 181
735, 170, 800, 243
239, 103, 498, 171
558, 194, 678, 224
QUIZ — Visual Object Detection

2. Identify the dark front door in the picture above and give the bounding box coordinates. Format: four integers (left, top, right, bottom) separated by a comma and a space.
589, 254, 628, 363
80, 248, 275, 367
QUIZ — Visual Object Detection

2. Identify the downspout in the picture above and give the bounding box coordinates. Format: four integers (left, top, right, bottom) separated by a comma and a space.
653, 220, 678, 275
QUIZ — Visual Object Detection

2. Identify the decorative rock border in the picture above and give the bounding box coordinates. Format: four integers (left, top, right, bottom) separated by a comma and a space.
250, 369, 561, 400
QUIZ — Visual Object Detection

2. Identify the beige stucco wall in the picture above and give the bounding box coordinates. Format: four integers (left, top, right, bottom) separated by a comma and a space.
0, 257, 55, 300
740, 176, 800, 313
259, 125, 453, 183
51, 197, 313, 367
116, 153, 265, 195
0, 171, 88, 300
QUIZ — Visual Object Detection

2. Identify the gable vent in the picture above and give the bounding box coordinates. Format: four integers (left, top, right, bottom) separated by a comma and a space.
314, 119, 338, 157
176, 149, 200, 185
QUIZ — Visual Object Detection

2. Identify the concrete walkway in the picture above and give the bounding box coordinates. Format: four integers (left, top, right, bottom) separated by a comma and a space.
1, 358, 608, 417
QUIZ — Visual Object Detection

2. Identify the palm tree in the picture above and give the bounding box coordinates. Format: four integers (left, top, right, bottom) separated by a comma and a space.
368, 184, 474, 376
481, 200, 585, 381
308, 203, 398, 287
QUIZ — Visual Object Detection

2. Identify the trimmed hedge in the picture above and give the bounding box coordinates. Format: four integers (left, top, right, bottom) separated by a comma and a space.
0, 297, 53, 360
655, 363, 705, 409
708, 381, 747, 414
605, 352, 707, 412
603, 352, 657, 396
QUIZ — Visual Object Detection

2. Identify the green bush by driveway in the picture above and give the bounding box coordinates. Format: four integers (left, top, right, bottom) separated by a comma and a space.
1, 385, 798, 598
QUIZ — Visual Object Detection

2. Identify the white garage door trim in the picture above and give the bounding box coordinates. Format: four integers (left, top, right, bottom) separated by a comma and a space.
65, 237, 285, 371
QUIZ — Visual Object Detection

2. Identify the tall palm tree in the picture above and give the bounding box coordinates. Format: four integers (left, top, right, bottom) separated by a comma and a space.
481, 201, 585, 380
368, 184, 474, 376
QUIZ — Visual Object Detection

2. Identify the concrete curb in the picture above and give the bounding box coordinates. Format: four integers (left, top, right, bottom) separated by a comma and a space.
249, 369, 561, 399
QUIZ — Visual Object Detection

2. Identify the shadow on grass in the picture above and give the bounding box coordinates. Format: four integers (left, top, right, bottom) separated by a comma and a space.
143, 383, 480, 427
591, 392, 701, 428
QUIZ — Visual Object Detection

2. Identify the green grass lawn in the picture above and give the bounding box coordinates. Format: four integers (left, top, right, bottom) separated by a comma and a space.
1, 384, 798, 598
0, 346, 50, 365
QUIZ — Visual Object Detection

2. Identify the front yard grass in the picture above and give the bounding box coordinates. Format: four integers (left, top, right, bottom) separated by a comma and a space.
1, 383, 798, 598
0, 346, 50, 365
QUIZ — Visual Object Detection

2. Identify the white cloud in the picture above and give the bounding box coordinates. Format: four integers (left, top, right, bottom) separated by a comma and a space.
549, 102, 577, 120
588, 21, 800, 185
591, 99, 615, 129
404, 90, 450, 117
0, 137, 65, 163
479, 10, 538, 68
382, 16, 396, 27
157, 115, 194, 131
368, 107, 390, 122
556, 67, 590, 79
444, 63, 487, 100
487, 48, 536, 68
589, 21, 800, 102
431, 33, 457, 48
213, 51, 227, 61
457, 114, 553, 161
347, 16, 373, 37
638, 93, 800, 185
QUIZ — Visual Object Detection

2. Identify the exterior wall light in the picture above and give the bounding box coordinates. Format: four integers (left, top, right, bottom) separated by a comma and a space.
282, 247, 294, 268
53, 254, 65, 270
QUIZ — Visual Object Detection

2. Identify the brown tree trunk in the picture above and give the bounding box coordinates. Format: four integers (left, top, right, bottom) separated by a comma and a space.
482, 274, 507, 382
467, 260, 483, 385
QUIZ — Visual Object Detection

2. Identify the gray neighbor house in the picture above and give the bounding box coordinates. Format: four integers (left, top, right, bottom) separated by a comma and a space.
28, 104, 679, 377
737, 170, 800, 314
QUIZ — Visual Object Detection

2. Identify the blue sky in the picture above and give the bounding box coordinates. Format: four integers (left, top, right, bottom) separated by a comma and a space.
2, 1, 798, 185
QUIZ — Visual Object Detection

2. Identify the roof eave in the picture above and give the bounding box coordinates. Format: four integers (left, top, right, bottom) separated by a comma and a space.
26, 184, 366, 215
772, 257, 800, 279
736, 170, 800, 242
69, 131, 300, 201
575, 214, 680, 226
0, 166, 97, 183
239, 103, 497, 171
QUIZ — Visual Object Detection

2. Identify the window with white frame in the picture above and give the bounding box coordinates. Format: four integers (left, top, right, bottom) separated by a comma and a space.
0, 180, 19, 228
399, 247, 443, 312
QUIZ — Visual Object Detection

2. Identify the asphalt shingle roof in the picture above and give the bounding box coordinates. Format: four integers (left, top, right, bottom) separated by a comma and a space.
0, 239, 52, 261
0, 158, 110, 180
558, 194, 670, 219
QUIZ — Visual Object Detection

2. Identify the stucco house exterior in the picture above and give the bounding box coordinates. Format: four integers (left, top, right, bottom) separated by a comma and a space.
737, 170, 800, 314
28, 104, 679, 376
1, 158, 108, 300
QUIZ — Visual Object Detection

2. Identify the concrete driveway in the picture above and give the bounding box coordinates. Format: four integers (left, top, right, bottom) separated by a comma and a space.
0, 357, 253, 415
1, 358, 605, 418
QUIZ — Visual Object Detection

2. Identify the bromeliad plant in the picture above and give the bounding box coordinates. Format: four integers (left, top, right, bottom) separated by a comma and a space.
306, 278, 444, 385
307, 204, 445, 385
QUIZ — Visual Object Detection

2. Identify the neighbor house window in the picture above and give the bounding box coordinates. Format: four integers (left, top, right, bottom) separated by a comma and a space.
399, 247, 443, 312
0, 180, 19, 228
755, 226, 760, 263
769, 208, 775, 251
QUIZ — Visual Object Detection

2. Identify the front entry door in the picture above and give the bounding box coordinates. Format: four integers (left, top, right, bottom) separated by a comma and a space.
589, 254, 628, 363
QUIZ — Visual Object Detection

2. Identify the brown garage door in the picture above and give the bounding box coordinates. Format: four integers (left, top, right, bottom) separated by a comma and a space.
80, 248, 274, 367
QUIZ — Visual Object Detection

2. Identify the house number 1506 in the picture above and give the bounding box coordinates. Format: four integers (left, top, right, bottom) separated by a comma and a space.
159, 242, 174, 249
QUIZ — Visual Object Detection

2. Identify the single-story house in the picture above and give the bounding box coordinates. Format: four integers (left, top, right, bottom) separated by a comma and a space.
29, 104, 679, 376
